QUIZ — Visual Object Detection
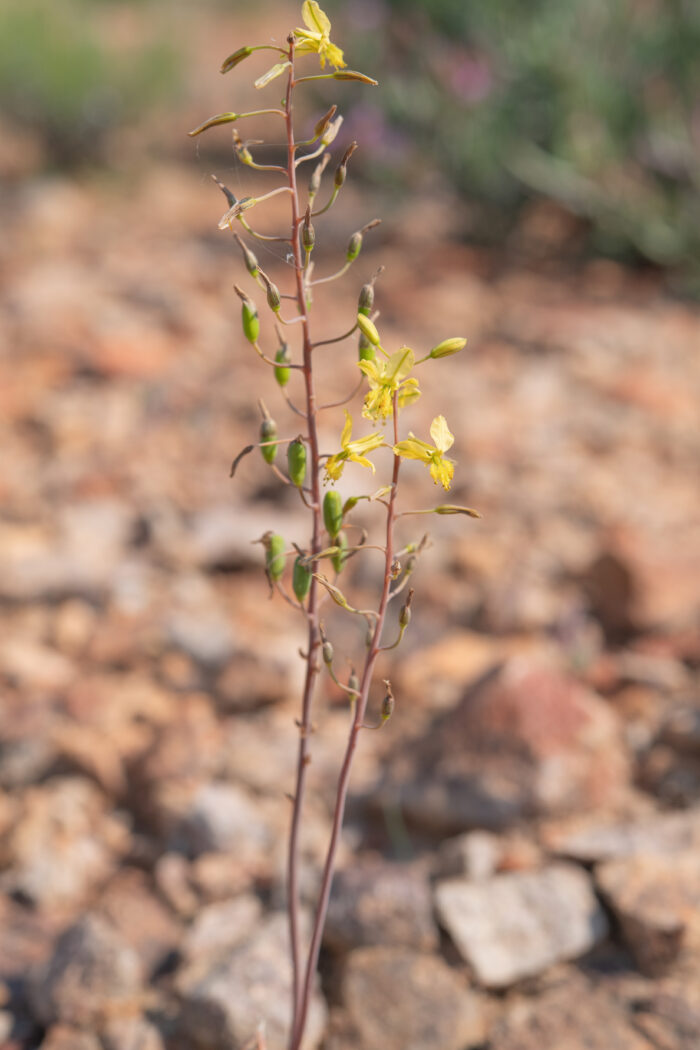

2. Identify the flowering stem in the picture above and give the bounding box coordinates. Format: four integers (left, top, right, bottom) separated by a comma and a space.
290, 393, 401, 1050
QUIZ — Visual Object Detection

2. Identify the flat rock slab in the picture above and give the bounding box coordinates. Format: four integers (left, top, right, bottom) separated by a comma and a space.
435, 862, 608, 988
596, 850, 700, 974
338, 946, 486, 1050
543, 805, 700, 863
490, 974, 654, 1050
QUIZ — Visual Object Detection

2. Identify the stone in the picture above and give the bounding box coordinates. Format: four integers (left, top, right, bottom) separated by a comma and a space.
596, 851, 700, 975
338, 946, 486, 1050
543, 805, 700, 864
490, 973, 653, 1050
174, 781, 272, 859
435, 863, 608, 988
437, 831, 503, 880
324, 860, 438, 952
154, 852, 199, 919
29, 914, 143, 1028
96, 869, 182, 976
39, 1025, 102, 1050
178, 911, 326, 1050
181, 894, 263, 964
1, 777, 130, 911
101, 1016, 166, 1050
385, 657, 630, 835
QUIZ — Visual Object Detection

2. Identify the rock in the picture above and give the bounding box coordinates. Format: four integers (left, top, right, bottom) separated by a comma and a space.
101, 1016, 166, 1050
633, 991, 700, 1050
385, 657, 630, 834
39, 1025, 102, 1050
0, 639, 76, 693
437, 831, 504, 880
543, 805, 700, 863
596, 851, 700, 975
178, 911, 326, 1050
96, 869, 182, 976
324, 860, 438, 952
658, 706, 700, 756
154, 852, 199, 919
29, 914, 143, 1027
51, 599, 98, 656
1, 777, 130, 910
435, 863, 608, 988
173, 781, 272, 859
181, 894, 263, 964
490, 973, 653, 1050
0, 893, 63, 982
214, 653, 290, 712
337, 946, 486, 1050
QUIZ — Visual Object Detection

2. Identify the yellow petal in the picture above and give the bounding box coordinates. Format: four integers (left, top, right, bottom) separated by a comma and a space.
430, 415, 454, 453
325, 452, 346, 481
393, 438, 431, 463
349, 454, 376, 473
340, 410, 353, 449
302, 0, 332, 36
387, 346, 414, 382
429, 456, 454, 491
254, 61, 291, 89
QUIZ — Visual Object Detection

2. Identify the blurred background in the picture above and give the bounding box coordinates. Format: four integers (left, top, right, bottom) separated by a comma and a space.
1, 1, 700, 1048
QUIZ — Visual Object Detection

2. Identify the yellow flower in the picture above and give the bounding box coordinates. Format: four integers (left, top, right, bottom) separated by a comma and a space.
393, 415, 455, 491
325, 411, 384, 481
294, 1, 346, 70
358, 346, 421, 422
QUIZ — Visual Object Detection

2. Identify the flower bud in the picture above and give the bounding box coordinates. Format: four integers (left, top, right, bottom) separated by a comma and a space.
220, 46, 253, 74
264, 532, 286, 581
274, 345, 291, 387
322, 640, 334, 665
357, 282, 374, 316
260, 417, 278, 464
331, 530, 348, 574
288, 439, 307, 487
356, 313, 380, 346
323, 490, 343, 538
346, 231, 363, 262
292, 556, 312, 603
429, 337, 467, 359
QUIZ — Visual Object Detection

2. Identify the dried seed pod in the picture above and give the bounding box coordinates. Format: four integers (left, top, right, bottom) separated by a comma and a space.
381, 689, 395, 722
274, 345, 291, 387
302, 212, 315, 252
292, 556, 312, 602
265, 532, 286, 581
234, 234, 259, 278
357, 282, 374, 316
260, 417, 278, 464
331, 530, 348, 574
288, 439, 307, 487
313, 104, 337, 140
323, 490, 343, 538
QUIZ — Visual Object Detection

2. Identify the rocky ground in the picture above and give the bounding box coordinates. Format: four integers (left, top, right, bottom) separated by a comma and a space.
0, 152, 699, 1050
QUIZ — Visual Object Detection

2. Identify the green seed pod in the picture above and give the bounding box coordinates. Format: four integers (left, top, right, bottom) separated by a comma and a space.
381, 690, 395, 723
348, 669, 360, 696
323, 490, 343, 538
265, 280, 281, 313
399, 602, 411, 628
234, 234, 259, 278
358, 282, 374, 316
358, 329, 375, 362
346, 231, 363, 262
260, 417, 278, 464
356, 313, 380, 345
292, 556, 312, 602
274, 345, 291, 387
331, 530, 348, 574
265, 532, 286, 581
288, 439, 307, 487
241, 297, 259, 343
322, 640, 334, 665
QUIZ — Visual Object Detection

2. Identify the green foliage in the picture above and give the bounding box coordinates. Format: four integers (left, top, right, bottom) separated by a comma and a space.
336, 0, 700, 271
0, 0, 179, 166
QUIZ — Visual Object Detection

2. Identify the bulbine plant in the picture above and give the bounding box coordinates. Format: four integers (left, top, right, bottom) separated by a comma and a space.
190, 4, 479, 1047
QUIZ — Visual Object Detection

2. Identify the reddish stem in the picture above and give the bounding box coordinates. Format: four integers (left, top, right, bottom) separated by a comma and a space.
290, 394, 401, 1050
283, 41, 323, 1035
